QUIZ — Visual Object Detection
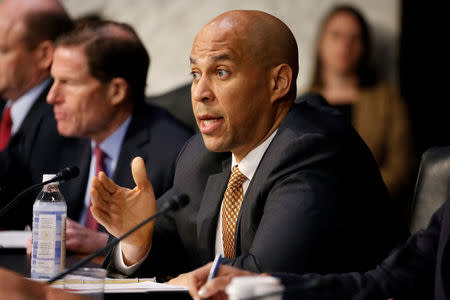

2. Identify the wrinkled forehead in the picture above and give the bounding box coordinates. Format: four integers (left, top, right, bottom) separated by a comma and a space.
190, 17, 252, 63
0, 15, 26, 44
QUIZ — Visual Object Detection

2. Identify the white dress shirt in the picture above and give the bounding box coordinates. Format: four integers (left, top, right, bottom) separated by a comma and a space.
214, 129, 278, 255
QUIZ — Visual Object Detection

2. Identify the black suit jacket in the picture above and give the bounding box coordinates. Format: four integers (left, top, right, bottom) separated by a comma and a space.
1, 103, 192, 228
0, 81, 54, 159
0, 82, 58, 228
107, 93, 409, 278
278, 193, 450, 300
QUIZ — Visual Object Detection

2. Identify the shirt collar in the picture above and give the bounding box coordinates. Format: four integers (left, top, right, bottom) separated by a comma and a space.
8, 78, 52, 134
91, 116, 132, 163
231, 129, 278, 181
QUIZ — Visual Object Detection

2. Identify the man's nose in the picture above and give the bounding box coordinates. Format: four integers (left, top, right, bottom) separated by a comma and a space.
191, 76, 214, 103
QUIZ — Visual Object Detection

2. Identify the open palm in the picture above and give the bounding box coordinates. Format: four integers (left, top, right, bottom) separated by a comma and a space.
90, 157, 157, 258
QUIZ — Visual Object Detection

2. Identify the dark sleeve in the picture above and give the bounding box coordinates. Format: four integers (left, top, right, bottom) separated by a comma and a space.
272, 203, 442, 300
103, 187, 185, 279
104, 137, 195, 279
0, 134, 34, 229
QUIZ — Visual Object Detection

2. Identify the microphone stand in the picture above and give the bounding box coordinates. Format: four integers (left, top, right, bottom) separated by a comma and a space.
0, 167, 79, 217
47, 194, 189, 283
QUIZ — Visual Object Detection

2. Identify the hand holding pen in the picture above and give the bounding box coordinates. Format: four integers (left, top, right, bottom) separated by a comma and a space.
188, 254, 256, 300
206, 254, 223, 281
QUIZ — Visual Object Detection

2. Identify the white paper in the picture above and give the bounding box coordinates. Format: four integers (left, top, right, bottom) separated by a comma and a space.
104, 281, 188, 293
42, 278, 188, 294
0, 230, 31, 248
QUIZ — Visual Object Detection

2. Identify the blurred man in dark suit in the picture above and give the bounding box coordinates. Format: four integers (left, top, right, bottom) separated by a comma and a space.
0, 0, 73, 151
40, 20, 192, 254
1, 19, 192, 255
0, 0, 73, 228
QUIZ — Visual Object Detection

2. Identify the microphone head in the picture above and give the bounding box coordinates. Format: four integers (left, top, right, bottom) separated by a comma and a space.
168, 194, 190, 211
56, 166, 80, 183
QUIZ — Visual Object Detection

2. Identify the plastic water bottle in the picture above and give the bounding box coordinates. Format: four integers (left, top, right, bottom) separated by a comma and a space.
31, 174, 67, 279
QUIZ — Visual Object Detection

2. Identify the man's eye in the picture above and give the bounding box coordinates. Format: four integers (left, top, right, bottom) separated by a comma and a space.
190, 71, 200, 80
217, 69, 229, 77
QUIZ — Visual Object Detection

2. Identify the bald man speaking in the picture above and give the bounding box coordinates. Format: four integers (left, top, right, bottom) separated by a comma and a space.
91, 10, 408, 280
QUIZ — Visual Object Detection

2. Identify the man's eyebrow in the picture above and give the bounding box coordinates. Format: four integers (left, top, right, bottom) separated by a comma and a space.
210, 54, 234, 62
190, 54, 235, 65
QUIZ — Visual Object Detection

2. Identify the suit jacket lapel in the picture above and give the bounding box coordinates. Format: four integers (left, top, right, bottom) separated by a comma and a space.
197, 157, 231, 261
233, 129, 282, 255
113, 114, 149, 187
15, 81, 52, 137
60, 138, 91, 220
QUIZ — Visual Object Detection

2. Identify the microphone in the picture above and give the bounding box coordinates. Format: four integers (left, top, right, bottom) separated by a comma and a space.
0, 166, 80, 217
47, 194, 190, 283
55, 166, 80, 183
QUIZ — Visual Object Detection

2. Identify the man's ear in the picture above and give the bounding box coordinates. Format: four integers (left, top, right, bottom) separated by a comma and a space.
269, 64, 292, 104
107, 77, 128, 106
35, 40, 54, 70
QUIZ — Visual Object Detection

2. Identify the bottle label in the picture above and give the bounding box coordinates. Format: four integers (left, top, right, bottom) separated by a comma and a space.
31, 211, 66, 277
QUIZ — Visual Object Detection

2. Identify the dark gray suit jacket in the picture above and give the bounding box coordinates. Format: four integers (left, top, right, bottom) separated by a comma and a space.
108, 93, 409, 279
277, 193, 450, 300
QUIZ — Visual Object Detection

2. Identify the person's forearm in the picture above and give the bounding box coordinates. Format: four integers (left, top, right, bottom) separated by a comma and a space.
121, 234, 152, 266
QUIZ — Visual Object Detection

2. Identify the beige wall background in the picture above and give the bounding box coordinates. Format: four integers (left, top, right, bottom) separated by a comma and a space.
59, 0, 400, 97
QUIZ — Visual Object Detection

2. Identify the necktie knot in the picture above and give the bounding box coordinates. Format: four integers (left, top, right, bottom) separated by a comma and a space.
228, 165, 247, 188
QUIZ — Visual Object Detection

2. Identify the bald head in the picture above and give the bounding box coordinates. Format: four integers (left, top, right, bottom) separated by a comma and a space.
0, 0, 66, 16
195, 10, 298, 100
0, 0, 68, 26
0, 0, 72, 50
0, 0, 72, 100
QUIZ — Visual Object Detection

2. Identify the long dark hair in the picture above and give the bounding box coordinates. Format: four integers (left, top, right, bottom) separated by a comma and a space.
310, 5, 377, 89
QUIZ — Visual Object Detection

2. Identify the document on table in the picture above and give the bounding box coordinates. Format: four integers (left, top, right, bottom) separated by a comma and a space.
105, 280, 188, 293
46, 278, 188, 293
0, 230, 31, 248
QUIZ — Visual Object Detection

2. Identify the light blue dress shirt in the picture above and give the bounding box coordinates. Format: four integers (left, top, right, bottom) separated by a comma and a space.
4, 78, 52, 135
79, 116, 132, 225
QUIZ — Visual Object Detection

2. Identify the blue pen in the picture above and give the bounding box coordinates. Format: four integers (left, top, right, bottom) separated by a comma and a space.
207, 254, 223, 281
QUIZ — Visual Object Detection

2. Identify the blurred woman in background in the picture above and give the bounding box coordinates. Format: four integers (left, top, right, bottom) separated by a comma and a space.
309, 5, 416, 214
